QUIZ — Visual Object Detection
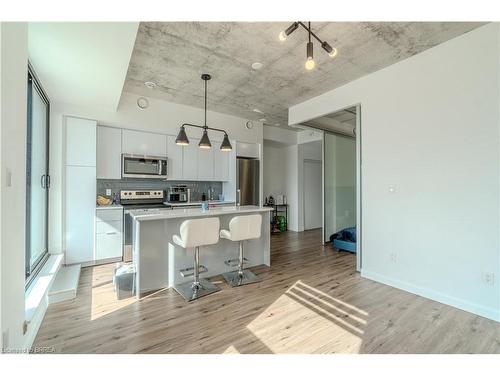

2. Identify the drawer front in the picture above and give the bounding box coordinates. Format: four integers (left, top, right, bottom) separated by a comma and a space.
96, 232, 122, 260
96, 208, 123, 222
96, 220, 122, 235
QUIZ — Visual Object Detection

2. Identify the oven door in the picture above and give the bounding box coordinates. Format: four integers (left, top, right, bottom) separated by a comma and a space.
122, 154, 167, 179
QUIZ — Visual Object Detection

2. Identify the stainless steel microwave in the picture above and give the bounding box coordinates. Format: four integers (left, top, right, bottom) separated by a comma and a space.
121, 154, 167, 179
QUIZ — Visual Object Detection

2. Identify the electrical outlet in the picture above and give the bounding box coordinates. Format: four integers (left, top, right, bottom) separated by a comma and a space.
482, 272, 495, 286
390, 253, 397, 263
106, 189, 112, 196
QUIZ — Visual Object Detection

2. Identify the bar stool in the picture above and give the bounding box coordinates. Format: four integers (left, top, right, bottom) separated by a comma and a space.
221, 214, 262, 287
172, 217, 221, 301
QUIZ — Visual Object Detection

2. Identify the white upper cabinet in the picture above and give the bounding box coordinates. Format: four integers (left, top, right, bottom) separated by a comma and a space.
122, 129, 167, 157
166, 135, 183, 180
213, 141, 230, 181
236, 141, 260, 159
66, 117, 97, 167
197, 146, 215, 181
182, 140, 199, 181
97, 126, 122, 179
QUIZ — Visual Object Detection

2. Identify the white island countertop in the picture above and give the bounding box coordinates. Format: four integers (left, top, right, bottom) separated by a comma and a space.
130, 205, 273, 222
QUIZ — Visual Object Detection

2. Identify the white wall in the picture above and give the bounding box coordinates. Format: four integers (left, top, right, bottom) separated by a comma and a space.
289, 24, 500, 321
0, 22, 29, 349
48, 92, 264, 254
263, 144, 287, 200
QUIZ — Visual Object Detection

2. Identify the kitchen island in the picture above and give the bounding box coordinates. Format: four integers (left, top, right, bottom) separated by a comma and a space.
130, 205, 273, 298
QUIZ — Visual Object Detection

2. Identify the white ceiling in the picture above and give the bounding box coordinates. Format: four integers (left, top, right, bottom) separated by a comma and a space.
28, 22, 139, 111
124, 22, 485, 129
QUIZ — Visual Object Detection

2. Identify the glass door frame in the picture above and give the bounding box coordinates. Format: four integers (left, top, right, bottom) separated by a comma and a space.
25, 63, 50, 288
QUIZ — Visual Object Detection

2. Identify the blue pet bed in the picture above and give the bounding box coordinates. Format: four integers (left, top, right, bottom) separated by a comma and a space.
330, 227, 356, 253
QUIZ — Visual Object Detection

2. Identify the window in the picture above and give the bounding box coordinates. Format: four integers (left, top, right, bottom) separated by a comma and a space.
25, 64, 50, 287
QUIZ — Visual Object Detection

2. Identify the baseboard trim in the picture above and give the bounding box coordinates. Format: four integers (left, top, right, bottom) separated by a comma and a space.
361, 269, 499, 322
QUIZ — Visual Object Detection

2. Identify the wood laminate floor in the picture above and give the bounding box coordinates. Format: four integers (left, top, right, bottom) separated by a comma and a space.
34, 229, 500, 354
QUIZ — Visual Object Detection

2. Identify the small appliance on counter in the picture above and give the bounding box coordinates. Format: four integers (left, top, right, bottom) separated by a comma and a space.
167, 185, 189, 203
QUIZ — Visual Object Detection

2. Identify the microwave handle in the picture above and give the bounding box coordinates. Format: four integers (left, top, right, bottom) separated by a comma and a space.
159, 160, 167, 176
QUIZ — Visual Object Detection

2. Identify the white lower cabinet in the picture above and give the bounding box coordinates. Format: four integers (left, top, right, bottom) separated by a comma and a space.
95, 207, 123, 262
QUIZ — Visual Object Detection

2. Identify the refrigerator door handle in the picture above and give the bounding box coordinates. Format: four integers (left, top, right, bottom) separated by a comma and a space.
237, 189, 241, 207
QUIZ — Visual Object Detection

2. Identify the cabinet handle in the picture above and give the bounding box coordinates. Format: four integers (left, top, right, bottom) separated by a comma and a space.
106, 232, 117, 235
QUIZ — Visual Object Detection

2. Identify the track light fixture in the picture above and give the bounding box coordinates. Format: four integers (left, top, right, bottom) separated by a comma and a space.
279, 22, 338, 70
175, 74, 232, 152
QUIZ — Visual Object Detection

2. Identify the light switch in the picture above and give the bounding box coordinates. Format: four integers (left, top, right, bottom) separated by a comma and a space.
106, 189, 112, 196
6, 169, 12, 187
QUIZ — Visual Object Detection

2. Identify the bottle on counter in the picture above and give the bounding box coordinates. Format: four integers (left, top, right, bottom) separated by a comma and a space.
201, 192, 207, 201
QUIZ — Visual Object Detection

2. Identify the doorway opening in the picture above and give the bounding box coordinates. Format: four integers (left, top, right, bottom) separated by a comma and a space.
300, 105, 361, 271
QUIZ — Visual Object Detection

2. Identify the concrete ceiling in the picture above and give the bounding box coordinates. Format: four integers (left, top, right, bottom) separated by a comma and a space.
124, 22, 485, 129
28, 22, 139, 111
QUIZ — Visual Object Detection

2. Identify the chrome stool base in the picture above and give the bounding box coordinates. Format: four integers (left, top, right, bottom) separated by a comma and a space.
222, 269, 260, 287
174, 279, 220, 302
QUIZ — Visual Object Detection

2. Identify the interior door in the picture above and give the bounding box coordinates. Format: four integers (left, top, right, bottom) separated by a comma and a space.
304, 160, 322, 230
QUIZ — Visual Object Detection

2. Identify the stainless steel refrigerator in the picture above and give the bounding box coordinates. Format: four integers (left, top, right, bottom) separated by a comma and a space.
237, 157, 260, 206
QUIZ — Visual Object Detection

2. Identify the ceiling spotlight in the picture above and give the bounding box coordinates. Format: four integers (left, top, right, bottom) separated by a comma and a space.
259, 118, 267, 122
279, 21, 337, 70
144, 81, 156, 89
279, 22, 299, 42
251, 62, 263, 70
253, 108, 264, 114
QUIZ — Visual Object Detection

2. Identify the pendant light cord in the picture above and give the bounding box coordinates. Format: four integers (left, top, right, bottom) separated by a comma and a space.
308, 22, 311, 42
204, 78, 207, 129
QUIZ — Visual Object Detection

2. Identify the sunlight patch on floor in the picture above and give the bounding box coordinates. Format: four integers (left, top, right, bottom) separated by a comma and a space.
245, 280, 366, 353
90, 270, 136, 321
223, 345, 240, 354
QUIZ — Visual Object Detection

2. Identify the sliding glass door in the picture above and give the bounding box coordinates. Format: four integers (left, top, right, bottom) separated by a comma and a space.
26, 66, 50, 285
324, 132, 356, 242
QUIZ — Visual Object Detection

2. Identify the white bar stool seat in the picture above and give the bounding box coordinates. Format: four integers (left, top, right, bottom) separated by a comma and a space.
172, 217, 221, 301
221, 214, 262, 287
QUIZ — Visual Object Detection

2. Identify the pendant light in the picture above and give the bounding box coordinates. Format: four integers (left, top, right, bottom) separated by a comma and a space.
305, 23, 315, 70
175, 74, 233, 152
278, 21, 338, 70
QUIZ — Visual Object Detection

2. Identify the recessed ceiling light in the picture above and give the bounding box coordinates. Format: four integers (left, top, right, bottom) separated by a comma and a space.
253, 108, 264, 114
251, 62, 263, 70
259, 118, 267, 122
144, 81, 157, 89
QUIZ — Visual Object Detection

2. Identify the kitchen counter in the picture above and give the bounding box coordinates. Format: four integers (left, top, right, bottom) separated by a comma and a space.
130, 205, 271, 221
163, 200, 235, 208
131, 205, 272, 297
96, 204, 123, 210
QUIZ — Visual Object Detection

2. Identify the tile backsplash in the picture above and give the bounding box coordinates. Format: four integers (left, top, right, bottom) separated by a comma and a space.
97, 179, 223, 202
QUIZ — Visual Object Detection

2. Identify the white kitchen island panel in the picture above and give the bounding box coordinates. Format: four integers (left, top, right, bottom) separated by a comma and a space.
131, 206, 272, 297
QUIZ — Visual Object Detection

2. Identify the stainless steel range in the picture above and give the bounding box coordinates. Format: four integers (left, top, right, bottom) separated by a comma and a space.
121, 190, 166, 262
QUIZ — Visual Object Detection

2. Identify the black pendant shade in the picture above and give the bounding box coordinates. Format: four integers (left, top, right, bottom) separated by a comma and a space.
220, 133, 232, 152
175, 73, 233, 152
175, 126, 189, 146
198, 130, 211, 149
